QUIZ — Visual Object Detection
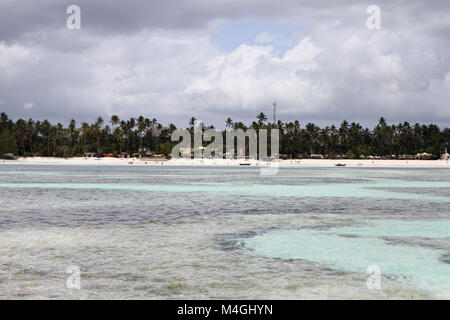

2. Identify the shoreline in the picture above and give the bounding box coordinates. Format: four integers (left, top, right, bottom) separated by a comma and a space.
1, 157, 450, 168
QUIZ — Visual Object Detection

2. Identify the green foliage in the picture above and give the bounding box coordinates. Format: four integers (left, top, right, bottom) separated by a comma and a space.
0, 113, 448, 159
0, 130, 17, 154
345, 151, 356, 159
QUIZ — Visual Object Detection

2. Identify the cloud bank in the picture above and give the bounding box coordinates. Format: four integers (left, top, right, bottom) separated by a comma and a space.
0, 0, 449, 126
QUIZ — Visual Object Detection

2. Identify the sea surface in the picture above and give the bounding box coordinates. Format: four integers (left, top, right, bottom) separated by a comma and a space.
0, 164, 449, 299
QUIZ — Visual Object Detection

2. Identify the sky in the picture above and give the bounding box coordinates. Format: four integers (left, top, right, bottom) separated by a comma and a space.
0, 0, 449, 128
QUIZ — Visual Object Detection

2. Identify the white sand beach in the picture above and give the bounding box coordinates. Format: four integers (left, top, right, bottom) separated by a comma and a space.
2, 156, 450, 168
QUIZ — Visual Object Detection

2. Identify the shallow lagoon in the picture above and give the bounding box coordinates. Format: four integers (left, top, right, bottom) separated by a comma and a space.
241, 219, 450, 297
0, 164, 449, 299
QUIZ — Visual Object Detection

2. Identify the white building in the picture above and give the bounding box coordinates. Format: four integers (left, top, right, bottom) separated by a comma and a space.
441, 147, 449, 160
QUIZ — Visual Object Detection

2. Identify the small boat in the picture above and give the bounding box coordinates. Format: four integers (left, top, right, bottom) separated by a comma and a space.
239, 163, 251, 166
335, 163, 346, 167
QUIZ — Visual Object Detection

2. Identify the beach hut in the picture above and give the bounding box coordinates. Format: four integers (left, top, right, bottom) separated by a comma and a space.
1, 153, 16, 160
84, 152, 97, 158
400, 154, 415, 160
416, 152, 433, 160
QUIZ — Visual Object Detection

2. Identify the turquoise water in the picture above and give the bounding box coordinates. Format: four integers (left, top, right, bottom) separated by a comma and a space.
333, 219, 450, 238
241, 220, 450, 297
0, 164, 449, 299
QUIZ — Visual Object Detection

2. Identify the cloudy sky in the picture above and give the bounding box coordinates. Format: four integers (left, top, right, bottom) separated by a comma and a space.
0, 0, 449, 127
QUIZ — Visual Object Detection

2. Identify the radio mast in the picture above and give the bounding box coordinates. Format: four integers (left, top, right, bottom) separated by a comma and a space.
273, 101, 276, 124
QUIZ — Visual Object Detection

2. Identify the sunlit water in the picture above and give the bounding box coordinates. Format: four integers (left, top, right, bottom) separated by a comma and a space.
0, 164, 449, 299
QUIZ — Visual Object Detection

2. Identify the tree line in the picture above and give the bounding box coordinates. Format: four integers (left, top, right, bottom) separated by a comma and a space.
0, 112, 448, 159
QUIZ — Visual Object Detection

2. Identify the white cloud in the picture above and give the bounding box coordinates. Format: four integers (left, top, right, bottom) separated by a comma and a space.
0, 42, 40, 76
185, 38, 326, 114
255, 31, 276, 43
184, 29, 450, 122
0, 1, 449, 126
23, 102, 33, 110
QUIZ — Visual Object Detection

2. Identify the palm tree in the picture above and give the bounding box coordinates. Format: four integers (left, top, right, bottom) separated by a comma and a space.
374, 117, 393, 156
189, 117, 196, 130
14, 119, 27, 155
113, 127, 123, 153
0, 129, 17, 154
306, 123, 320, 154
26, 119, 35, 154
110, 115, 120, 128
233, 121, 247, 130
168, 123, 177, 135
0, 112, 8, 124
95, 117, 104, 156
68, 119, 77, 154
40, 120, 52, 156
256, 112, 267, 127
276, 120, 284, 130
80, 122, 89, 153
225, 117, 233, 129
123, 118, 135, 153
338, 120, 350, 154
137, 116, 146, 152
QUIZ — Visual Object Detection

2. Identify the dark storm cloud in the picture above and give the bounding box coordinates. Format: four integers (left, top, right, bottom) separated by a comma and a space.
1, 0, 448, 39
